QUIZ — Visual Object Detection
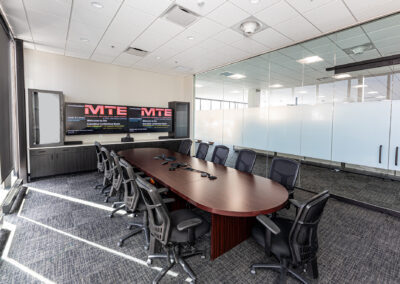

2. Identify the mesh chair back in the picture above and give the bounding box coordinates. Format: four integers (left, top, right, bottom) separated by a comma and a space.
269, 157, 300, 193
136, 175, 171, 246
211, 145, 229, 166
235, 149, 256, 173
289, 190, 329, 265
100, 146, 113, 181
195, 142, 209, 160
119, 158, 141, 211
110, 151, 123, 194
178, 139, 192, 155
94, 141, 104, 172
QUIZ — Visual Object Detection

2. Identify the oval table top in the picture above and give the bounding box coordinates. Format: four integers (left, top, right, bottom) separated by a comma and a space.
118, 148, 288, 217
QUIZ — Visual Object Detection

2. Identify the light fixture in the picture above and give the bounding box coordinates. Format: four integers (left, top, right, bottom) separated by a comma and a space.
269, 84, 283, 88
195, 84, 203, 88
376, 95, 386, 99
91, 2, 103, 8
250, 0, 260, 4
228, 73, 246, 79
352, 84, 368, 88
297, 56, 323, 64
80, 37, 89, 42
240, 20, 261, 36
231, 90, 241, 94
319, 95, 326, 98
187, 36, 195, 40
298, 90, 307, 94
367, 91, 378, 94
332, 73, 351, 79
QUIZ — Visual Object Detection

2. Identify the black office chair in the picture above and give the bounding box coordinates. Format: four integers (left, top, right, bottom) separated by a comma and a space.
136, 175, 209, 284
110, 158, 150, 248
211, 145, 229, 166
178, 139, 192, 155
100, 146, 113, 194
269, 157, 300, 200
195, 142, 209, 160
94, 141, 104, 173
250, 190, 330, 284
235, 149, 256, 173
104, 151, 124, 203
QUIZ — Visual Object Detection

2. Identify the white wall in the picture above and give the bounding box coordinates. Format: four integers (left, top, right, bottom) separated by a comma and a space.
24, 49, 193, 143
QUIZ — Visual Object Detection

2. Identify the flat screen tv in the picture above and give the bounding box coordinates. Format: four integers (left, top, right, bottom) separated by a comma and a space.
65, 103, 173, 135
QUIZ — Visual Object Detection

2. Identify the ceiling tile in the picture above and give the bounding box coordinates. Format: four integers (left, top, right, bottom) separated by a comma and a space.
286, 0, 335, 13
212, 28, 246, 44
344, 0, 400, 22
186, 17, 226, 37
175, 0, 226, 16
273, 16, 322, 42
0, 0, 32, 41
124, 0, 172, 17
113, 52, 142, 66
131, 18, 185, 52
254, 1, 299, 27
304, 0, 356, 33
35, 43, 64, 55
207, 2, 250, 27
329, 26, 370, 49
150, 46, 181, 61
230, 37, 269, 54
91, 53, 115, 64
229, 0, 280, 15
252, 28, 293, 49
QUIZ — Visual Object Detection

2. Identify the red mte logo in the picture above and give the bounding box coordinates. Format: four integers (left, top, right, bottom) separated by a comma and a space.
85, 105, 127, 116
141, 107, 172, 117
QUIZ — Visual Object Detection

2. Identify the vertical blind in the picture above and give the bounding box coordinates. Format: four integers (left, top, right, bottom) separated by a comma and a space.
0, 16, 13, 183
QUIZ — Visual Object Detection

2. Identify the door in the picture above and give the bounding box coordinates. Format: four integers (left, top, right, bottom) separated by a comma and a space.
332, 101, 391, 169
389, 100, 400, 170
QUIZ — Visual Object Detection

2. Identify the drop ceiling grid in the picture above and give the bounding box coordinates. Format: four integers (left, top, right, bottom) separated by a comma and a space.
1, 0, 400, 75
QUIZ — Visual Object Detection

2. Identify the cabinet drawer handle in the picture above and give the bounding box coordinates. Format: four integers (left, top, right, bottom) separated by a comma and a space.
396, 147, 399, 166
379, 145, 382, 164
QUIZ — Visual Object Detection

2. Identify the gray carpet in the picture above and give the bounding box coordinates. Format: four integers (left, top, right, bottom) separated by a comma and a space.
1, 171, 399, 283
198, 143, 400, 213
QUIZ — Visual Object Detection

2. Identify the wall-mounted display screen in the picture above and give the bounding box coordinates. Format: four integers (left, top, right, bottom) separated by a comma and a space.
65, 103, 173, 135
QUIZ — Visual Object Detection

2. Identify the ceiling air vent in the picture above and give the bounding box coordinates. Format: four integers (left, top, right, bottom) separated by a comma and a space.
164, 5, 198, 27
125, 47, 148, 57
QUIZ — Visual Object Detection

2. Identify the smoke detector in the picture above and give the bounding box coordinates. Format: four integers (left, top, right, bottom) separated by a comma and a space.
125, 47, 148, 57
164, 4, 199, 27
232, 16, 267, 37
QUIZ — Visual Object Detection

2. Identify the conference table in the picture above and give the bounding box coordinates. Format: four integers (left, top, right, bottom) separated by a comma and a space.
118, 148, 288, 260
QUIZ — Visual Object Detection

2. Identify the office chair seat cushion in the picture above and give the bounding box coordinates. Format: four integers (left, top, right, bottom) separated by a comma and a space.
252, 217, 293, 259
169, 209, 210, 243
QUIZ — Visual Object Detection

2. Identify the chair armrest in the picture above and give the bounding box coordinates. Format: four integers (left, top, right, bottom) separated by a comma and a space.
256, 215, 280, 235
177, 218, 202, 231
135, 171, 145, 176
147, 203, 162, 210
289, 199, 302, 208
157, 187, 168, 194
162, 198, 175, 204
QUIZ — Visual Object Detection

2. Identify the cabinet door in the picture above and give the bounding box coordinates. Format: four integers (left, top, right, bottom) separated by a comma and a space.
389, 100, 400, 170
30, 150, 55, 178
332, 101, 391, 169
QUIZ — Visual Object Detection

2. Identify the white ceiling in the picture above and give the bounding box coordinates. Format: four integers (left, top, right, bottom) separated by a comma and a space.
1, 0, 400, 76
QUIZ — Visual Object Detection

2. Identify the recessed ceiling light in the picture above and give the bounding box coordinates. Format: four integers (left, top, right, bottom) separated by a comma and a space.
250, 0, 260, 3
156, 56, 161, 60
231, 90, 241, 94
228, 73, 246, 79
298, 90, 307, 94
195, 84, 203, 88
269, 84, 283, 88
91, 2, 103, 8
240, 20, 261, 36
368, 91, 378, 94
352, 84, 368, 88
333, 73, 351, 79
319, 95, 326, 98
297, 56, 323, 64
80, 37, 89, 42
187, 36, 195, 40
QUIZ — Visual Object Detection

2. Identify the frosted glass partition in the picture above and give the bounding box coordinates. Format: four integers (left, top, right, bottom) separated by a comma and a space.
222, 109, 244, 147
195, 110, 223, 143
242, 107, 268, 150
37, 92, 61, 144
389, 100, 400, 171
332, 101, 391, 169
267, 105, 302, 156
300, 104, 333, 160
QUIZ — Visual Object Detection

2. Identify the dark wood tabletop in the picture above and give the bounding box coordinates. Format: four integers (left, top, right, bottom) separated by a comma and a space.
118, 148, 288, 217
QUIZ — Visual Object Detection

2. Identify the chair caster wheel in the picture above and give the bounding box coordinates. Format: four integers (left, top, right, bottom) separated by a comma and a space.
118, 242, 123, 247
104, 198, 108, 203
250, 269, 256, 275
108, 214, 113, 218
146, 259, 152, 265
144, 245, 149, 250
127, 225, 132, 230
201, 255, 205, 259
112, 204, 117, 208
